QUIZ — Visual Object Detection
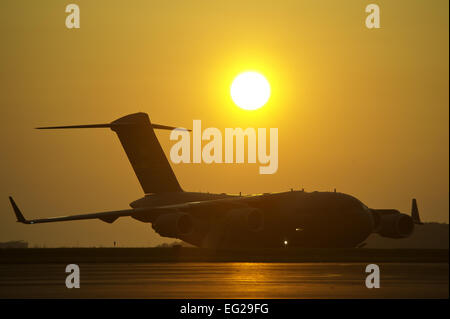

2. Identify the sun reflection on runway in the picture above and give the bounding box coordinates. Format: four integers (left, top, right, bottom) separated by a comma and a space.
0, 262, 447, 298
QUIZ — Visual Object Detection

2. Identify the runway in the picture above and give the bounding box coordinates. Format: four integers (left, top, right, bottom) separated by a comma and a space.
0, 262, 447, 298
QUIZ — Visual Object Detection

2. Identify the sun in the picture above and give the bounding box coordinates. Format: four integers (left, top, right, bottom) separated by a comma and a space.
230, 71, 271, 110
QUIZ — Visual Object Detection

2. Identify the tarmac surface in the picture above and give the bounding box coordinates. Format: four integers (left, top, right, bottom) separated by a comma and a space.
0, 262, 448, 298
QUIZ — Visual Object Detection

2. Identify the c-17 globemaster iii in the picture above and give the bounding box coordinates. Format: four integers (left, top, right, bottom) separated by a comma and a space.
9, 113, 422, 248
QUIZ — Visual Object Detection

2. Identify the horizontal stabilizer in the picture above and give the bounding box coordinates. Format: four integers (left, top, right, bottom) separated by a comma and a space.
36, 123, 113, 129
36, 123, 189, 131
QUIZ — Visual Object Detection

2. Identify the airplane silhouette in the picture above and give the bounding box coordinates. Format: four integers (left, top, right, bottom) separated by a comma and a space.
8, 113, 422, 248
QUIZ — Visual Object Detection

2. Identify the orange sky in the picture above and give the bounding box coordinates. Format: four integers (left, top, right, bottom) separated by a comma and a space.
0, 0, 448, 247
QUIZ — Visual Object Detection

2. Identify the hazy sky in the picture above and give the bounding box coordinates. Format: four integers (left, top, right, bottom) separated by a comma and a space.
0, 0, 448, 247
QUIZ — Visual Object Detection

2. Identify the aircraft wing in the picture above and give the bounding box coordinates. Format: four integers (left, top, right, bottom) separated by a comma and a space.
8, 196, 161, 224
8, 195, 256, 225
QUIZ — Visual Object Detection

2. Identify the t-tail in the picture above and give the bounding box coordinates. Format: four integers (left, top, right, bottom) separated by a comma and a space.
36, 112, 186, 194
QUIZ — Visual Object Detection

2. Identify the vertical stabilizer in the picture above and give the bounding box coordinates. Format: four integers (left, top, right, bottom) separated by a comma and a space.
110, 113, 182, 193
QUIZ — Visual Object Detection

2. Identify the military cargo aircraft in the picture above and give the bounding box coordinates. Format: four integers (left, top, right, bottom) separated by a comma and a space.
8, 113, 422, 248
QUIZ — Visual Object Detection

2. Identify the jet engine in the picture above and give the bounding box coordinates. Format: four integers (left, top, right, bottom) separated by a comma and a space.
152, 212, 193, 237
373, 212, 414, 238
225, 207, 264, 232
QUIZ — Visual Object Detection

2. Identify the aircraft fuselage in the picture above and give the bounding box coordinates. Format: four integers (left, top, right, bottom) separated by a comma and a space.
130, 190, 375, 248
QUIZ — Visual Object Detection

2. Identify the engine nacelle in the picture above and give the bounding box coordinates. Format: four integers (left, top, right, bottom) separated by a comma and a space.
374, 212, 414, 238
226, 207, 264, 232
152, 212, 193, 238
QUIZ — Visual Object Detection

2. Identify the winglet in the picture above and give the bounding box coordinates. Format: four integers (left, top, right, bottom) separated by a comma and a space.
8, 197, 30, 224
411, 198, 423, 225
